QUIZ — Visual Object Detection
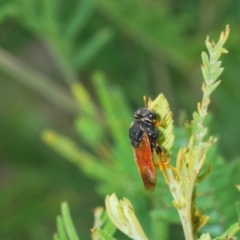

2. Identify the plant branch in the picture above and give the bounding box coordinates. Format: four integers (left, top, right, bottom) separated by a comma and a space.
164, 25, 230, 240
0, 47, 79, 114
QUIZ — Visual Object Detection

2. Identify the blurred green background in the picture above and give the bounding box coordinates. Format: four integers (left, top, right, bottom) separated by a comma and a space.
0, 0, 239, 239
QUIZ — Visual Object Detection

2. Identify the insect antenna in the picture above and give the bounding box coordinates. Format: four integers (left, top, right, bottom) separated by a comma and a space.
143, 95, 147, 108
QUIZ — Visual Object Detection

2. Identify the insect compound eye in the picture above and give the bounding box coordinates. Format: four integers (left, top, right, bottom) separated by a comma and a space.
148, 112, 157, 120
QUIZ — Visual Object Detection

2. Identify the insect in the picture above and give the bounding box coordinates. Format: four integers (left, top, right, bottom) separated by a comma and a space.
129, 107, 164, 192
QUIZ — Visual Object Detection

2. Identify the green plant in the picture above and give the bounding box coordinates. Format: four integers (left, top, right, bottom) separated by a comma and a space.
50, 26, 240, 239
1, 1, 240, 239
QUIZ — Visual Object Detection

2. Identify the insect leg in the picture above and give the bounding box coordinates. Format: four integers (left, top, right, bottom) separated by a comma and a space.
154, 150, 178, 184
154, 150, 169, 184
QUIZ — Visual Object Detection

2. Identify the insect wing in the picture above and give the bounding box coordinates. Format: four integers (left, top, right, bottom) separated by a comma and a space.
132, 131, 157, 192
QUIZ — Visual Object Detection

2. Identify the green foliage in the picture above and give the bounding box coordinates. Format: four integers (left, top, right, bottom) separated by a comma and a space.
55, 202, 80, 240
199, 223, 240, 240
0, 0, 240, 240
42, 73, 141, 197
50, 26, 240, 240
105, 194, 148, 240
54, 203, 116, 240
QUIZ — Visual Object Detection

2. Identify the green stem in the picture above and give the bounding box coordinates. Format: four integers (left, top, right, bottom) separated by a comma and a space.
0, 47, 78, 114
44, 41, 79, 85
167, 170, 196, 240
183, 173, 198, 240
